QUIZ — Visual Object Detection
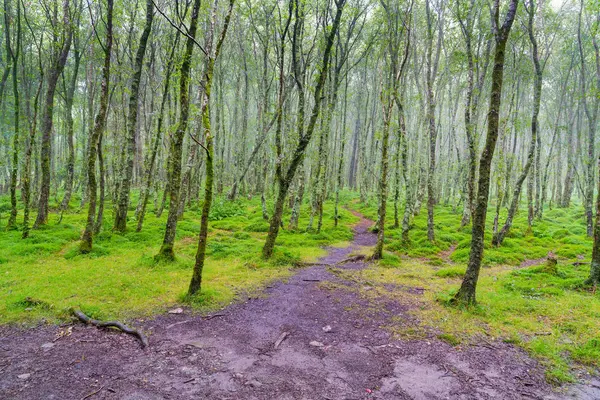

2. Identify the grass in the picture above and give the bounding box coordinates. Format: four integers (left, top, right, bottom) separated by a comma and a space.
0, 190, 358, 325
3, 189, 599, 384
353, 197, 592, 267
341, 195, 600, 384
347, 258, 600, 384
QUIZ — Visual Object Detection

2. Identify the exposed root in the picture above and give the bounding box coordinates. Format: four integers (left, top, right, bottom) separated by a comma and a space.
72, 309, 149, 348
297, 254, 367, 268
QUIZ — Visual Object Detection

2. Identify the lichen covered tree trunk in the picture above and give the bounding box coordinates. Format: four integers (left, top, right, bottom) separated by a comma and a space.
262, 0, 345, 259
114, 0, 153, 232
188, 0, 235, 295
453, 0, 518, 305
34, 0, 72, 227
80, 0, 113, 253
157, 0, 202, 261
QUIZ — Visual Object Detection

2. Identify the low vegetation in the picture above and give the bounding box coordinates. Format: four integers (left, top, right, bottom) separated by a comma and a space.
0, 193, 357, 324
347, 197, 599, 384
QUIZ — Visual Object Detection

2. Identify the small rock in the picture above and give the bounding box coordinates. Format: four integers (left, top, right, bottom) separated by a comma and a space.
245, 379, 262, 388
310, 341, 324, 347
184, 340, 204, 348
41, 342, 55, 351
168, 308, 184, 314
18, 373, 30, 380
322, 325, 332, 332
234, 373, 244, 379
188, 355, 198, 363
180, 366, 196, 376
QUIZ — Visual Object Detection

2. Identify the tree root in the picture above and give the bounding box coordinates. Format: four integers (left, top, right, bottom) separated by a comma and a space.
297, 254, 367, 268
72, 309, 149, 348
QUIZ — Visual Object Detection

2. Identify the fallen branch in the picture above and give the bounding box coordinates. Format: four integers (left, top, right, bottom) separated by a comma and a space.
203, 313, 225, 320
72, 309, 149, 348
296, 262, 331, 267
274, 331, 289, 349
573, 261, 590, 266
337, 255, 366, 264
297, 255, 367, 269
81, 385, 104, 400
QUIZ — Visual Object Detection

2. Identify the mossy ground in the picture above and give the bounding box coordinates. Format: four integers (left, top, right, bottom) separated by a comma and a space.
0, 191, 358, 325
354, 196, 592, 266
349, 195, 599, 384
2, 190, 598, 384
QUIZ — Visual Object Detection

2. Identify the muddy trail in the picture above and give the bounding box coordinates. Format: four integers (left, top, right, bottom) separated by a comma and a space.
1, 212, 598, 399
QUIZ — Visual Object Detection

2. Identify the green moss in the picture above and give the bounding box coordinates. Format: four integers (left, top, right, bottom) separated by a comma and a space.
0, 193, 356, 325
437, 333, 461, 346
571, 338, 600, 366
435, 266, 466, 278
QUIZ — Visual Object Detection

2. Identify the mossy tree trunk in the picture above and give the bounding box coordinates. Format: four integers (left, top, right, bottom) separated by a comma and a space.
578, 0, 599, 237
80, 0, 113, 253
493, 2, 541, 246
137, 36, 178, 232
59, 30, 82, 212
114, 0, 153, 232
424, 0, 442, 243
587, 155, 600, 286
188, 0, 235, 296
262, 0, 345, 259
4, 0, 21, 230
453, 0, 518, 306
22, 47, 43, 239
35, 0, 72, 228
157, 0, 202, 261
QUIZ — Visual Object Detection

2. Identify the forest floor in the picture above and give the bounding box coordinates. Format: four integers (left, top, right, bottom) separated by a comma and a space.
1, 210, 599, 399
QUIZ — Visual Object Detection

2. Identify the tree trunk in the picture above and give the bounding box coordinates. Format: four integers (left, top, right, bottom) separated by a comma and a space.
587, 155, 600, 286
34, 0, 72, 227
189, 0, 234, 295
157, 0, 202, 261
114, 0, 154, 232
80, 0, 112, 253
453, 0, 518, 305
59, 37, 82, 212
4, 0, 21, 230
262, 0, 345, 259
137, 38, 178, 232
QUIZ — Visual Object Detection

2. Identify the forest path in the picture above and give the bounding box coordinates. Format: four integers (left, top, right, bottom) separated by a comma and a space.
0, 211, 597, 399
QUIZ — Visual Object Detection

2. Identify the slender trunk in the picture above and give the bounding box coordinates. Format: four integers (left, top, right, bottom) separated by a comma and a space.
454, 0, 518, 305
80, 0, 112, 253
22, 62, 43, 239
188, 0, 234, 295
59, 42, 82, 212
5, 0, 21, 230
137, 40, 177, 232
35, 0, 72, 227
94, 130, 105, 234
587, 154, 600, 286
114, 0, 153, 232
262, 0, 345, 259
157, 0, 202, 260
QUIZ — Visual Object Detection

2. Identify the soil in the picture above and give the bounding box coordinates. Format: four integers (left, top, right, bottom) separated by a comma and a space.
1, 211, 599, 400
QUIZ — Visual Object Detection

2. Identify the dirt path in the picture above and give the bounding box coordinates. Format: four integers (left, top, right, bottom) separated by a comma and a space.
1, 212, 598, 399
